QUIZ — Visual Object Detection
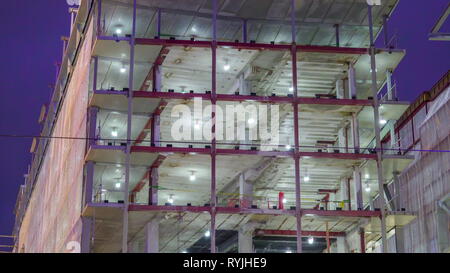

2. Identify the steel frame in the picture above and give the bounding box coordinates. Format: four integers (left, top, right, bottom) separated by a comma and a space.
90, 0, 389, 254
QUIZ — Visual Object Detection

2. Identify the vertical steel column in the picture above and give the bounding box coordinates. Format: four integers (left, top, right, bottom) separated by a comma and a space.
156, 8, 161, 38
383, 15, 389, 48
97, 0, 102, 36
210, 0, 218, 254
360, 228, 366, 253
242, 19, 248, 43
80, 217, 93, 253
84, 161, 94, 206
368, 4, 388, 253
291, 0, 302, 254
88, 107, 98, 147
334, 24, 340, 47
93, 56, 98, 92
122, 0, 137, 253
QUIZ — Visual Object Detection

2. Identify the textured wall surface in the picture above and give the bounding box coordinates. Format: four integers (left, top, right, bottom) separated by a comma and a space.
399, 87, 450, 253
17, 22, 93, 253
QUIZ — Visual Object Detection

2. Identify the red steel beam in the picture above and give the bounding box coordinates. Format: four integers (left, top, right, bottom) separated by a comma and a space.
302, 209, 381, 218
254, 229, 346, 237
100, 90, 373, 106
133, 38, 368, 55
131, 146, 376, 160
129, 204, 211, 213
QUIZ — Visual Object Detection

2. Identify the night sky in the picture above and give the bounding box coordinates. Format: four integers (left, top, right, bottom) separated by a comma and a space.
0, 0, 449, 242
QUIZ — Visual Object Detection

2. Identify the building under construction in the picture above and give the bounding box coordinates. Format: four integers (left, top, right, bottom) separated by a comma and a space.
13, 0, 450, 253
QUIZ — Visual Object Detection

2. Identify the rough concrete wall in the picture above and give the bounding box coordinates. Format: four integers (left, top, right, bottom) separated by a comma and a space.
17, 22, 93, 253
398, 87, 450, 253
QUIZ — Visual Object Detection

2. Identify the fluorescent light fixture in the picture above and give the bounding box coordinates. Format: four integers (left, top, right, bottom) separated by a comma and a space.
111, 127, 118, 137
282, 198, 287, 204
289, 87, 294, 92
115, 28, 122, 35
380, 119, 387, 125
247, 118, 255, 125
115, 182, 121, 189
308, 237, 314, 245
189, 171, 196, 181
365, 184, 371, 192
365, 174, 370, 179
285, 249, 292, 253
304, 176, 310, 182
194, 120, 201, 130
168, 194, 174, 204
120, 67, 126, 73
285, 145, 291, 150
204, 230, 210, 237
223, 64, 230, 71
101, 189, 107, 192
182, 250, 187, 253
191, 26, 197, 32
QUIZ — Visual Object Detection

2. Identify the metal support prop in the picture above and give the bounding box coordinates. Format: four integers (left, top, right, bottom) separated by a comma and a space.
210, 0, 218, 254
291, 0, 302, 254
368, 4, 388, 253
122, 0, 137, 253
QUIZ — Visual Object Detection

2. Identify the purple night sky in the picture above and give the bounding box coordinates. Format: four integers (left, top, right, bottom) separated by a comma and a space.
0, 0, 449, 241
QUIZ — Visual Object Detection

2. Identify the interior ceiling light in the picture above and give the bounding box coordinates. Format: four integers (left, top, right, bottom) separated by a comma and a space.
308, 237, 314, 245
289, 86, 294, 92
191, 26, 197, 32
101, 189, 107, 192
115, 182, 121, 189
285, 144, 291, 150
120, 65, 126, 73
282, 198, 287, 204
111, 127, 118, 137
189, 171, 196, 181
247, 118, 255, 125
365, 183, 371, 192
194, 120, 201, 130
182, 250, 187, 253
223, 58, 231, 71
365, 174, 370, 179
304, 176, 310, 182
204, 230, 211, 237
380, 119, 387, 125
168, 194, 174, 204
285, 249, 292, 253
115, 28, 122, 35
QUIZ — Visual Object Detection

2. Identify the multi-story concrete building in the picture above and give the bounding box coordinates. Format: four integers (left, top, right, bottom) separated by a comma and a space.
14, 0, 429, 253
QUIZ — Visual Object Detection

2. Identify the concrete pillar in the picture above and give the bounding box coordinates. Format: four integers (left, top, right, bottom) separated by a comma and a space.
238, 223, 256, 253
153, 64, 161, 91
338, 127, 346, 153
348, 63, 357, 99
336, 78, 345, 99
144, 219, 159, 253
88, 107, 98, 147
239, 173, 253, 208
351, 113, 360, 154
392, 171, 401, 210
83, 161, 94, 206
337, 237, 347, 253
395, 226, 406, 253
389, 121, 396, 153
386, 69, 394, 101
80, 217, 93, 253
338, 179, 349, 210
353, 166, 363, 210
